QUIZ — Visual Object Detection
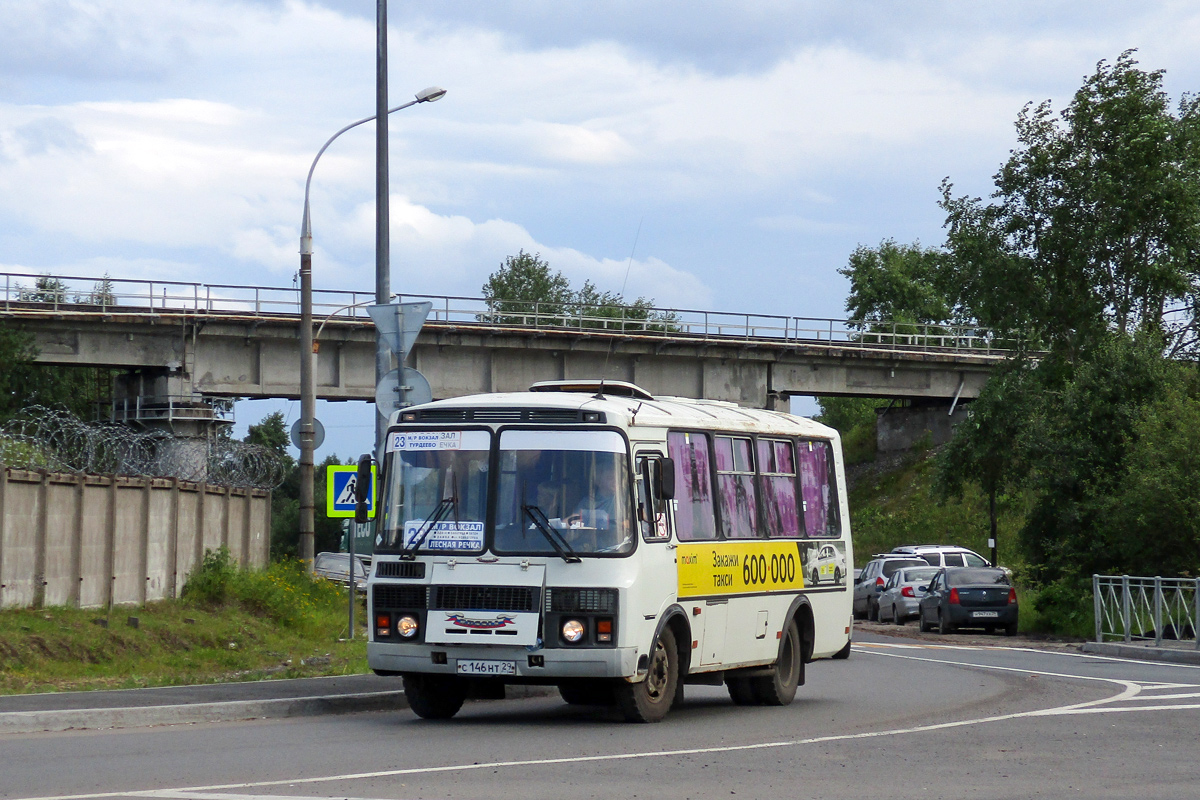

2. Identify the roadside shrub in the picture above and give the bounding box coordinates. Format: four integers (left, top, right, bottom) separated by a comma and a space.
181, 547, 238, 606
182, 549, 348, 633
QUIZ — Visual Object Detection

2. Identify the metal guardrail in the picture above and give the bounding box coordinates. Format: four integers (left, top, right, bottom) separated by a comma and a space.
1, 270, 1011, 353
106, 395, 236, 425
1094, 575, 1199, 649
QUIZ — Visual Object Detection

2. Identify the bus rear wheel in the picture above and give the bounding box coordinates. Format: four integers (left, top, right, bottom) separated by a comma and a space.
726, 674, 759, 705
753, 619, 802, 706
558, 680, 614, 706
402, 674, 466, 720
615, 627, 678, 723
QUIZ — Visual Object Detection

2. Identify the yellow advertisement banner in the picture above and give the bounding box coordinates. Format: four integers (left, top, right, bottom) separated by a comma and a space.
677, 540, 808, 598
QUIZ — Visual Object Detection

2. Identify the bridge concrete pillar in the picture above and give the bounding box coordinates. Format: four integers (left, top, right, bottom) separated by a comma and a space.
108, 368, 233, 482
876, 399, 970, 454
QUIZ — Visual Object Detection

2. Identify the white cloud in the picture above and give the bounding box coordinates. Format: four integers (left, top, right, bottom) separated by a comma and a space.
2, 0, 1200, 320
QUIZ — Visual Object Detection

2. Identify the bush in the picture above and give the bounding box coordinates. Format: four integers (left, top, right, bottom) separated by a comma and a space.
181, 547, 238, 605
182, 549, 349, 633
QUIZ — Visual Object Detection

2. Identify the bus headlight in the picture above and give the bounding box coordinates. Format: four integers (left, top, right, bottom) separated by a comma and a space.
397, 614, 419, 638
562, 619, 585, 643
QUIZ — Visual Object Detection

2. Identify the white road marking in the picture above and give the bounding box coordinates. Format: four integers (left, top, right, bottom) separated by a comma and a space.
12, 645, 1200, 800
138, 793, 396, 800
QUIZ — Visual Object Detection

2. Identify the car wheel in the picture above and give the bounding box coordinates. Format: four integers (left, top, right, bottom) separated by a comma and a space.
918, 609, 931, 632
811, 568, 821, 586
868, 599, 878, 622
1004, 622, 1018, 637
834, 567, 842, 584
403, 674, 466, 720
615, 627, 678, 723
893, 605, 904, 626
937, 609, 951, 635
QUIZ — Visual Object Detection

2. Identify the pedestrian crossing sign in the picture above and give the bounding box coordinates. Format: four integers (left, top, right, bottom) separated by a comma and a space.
327, 464, 376, 519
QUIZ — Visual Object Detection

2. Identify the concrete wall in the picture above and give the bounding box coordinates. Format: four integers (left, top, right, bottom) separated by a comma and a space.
876, 402, 971, 454
0, 468, 270, 609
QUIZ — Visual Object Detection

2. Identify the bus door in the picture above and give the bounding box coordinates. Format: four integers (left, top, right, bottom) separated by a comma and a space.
633, 449, 677, 642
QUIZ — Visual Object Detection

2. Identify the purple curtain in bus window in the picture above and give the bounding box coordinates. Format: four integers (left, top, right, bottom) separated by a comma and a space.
798, 441, 831, 537
668, 432, 717, 540
716, 437, 757, 538
757, 440, 801, 538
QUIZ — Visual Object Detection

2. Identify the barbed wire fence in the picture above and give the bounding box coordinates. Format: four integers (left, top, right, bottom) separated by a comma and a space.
0, 407, 288, 489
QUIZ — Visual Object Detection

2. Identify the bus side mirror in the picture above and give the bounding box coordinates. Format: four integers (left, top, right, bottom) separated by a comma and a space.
658, 457, 676, 500
354, 453, 373, 525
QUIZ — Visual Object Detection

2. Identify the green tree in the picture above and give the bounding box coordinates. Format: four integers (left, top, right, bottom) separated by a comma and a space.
480, 250, 573, 324
0, 321, 110, 422
482, 251, 678, 332
940, 50, 1200, 358
245, 411, 293, 466
840, 239, 953, 325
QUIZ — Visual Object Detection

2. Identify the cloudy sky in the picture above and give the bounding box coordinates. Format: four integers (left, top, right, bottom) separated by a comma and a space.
4, 1, 1200, 458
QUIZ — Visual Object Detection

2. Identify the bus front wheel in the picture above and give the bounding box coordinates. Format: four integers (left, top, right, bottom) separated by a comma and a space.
403, 674, 466, 720
616, 627, 678, 723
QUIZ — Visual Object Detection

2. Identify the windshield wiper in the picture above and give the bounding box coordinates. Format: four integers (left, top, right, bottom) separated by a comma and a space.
400, 497, 455, 560
522, 505, 582, 563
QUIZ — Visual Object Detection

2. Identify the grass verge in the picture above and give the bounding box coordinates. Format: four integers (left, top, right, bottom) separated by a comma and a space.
0, 549, 368, 695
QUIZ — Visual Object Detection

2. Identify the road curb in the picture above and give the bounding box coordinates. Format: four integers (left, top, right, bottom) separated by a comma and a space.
1080, 641, 1200, 666
0, 684, 560, 735
0, 690, 411, 735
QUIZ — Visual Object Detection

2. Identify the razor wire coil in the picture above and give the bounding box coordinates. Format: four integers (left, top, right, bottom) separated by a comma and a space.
0, 407, 288, 489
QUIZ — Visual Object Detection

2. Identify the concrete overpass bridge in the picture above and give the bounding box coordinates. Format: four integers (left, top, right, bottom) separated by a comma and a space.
1, 272, 1008, 438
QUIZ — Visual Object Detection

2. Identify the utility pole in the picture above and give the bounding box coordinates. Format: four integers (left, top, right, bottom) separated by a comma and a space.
298, 238, 315, 568
375, 0, 390, 461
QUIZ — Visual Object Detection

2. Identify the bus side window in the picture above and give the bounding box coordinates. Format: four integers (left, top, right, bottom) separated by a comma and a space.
798, 439, 841, 538
636, 456, 672, 541
667, 431, 717, 541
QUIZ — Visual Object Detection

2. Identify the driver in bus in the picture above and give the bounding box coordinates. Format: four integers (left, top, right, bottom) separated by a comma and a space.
567, 458, 619, 531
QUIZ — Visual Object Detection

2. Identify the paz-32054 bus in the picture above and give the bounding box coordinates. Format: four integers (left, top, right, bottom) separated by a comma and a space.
364, 380, 852, 722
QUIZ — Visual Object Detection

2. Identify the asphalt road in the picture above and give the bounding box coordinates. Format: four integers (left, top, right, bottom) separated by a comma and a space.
3, 631, 1199, 800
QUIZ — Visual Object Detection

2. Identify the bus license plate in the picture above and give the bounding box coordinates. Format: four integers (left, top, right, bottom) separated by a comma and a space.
972, 611, 999, 618
456, 659, 516, 676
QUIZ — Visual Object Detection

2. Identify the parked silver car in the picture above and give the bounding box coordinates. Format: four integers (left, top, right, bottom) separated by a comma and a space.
877, 566, 940, 624
313, 552, 369, 592
853, 555, 930, 620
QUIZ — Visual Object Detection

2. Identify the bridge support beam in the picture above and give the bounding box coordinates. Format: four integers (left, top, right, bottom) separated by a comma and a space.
108, 368, 233, 482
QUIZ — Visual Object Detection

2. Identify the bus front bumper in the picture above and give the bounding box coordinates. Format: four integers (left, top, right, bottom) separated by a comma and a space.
368, 641, 639, 680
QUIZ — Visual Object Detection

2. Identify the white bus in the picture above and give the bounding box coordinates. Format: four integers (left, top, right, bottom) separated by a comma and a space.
365, 380, 853, 722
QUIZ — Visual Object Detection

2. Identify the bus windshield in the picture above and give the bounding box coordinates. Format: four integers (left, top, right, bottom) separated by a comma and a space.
377, 430, 492, 554
493, 429, 634, 556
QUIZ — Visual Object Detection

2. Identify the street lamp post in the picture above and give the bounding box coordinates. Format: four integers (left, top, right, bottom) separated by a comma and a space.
297, 87, 446, 570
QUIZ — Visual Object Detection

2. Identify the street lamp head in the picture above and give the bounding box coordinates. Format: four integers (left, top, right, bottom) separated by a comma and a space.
415, 86, 447, 103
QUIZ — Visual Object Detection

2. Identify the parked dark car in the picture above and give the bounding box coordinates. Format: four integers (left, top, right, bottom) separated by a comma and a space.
853, 555, 929, 620
918, 567, 1018, 636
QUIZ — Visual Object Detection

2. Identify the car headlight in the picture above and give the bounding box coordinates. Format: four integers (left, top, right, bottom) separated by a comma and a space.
562, 619, 585, 643
397, 614, 419, 638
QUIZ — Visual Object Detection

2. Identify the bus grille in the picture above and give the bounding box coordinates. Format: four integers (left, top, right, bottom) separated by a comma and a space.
375, 561, 426, 579
373, 585, 428, 609
548, 588, 618, 613
433, 585, 538, 612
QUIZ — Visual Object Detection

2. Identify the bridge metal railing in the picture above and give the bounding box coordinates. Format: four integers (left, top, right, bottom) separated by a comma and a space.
1093, 575, 1199, 649
1, 270, 1011, 354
